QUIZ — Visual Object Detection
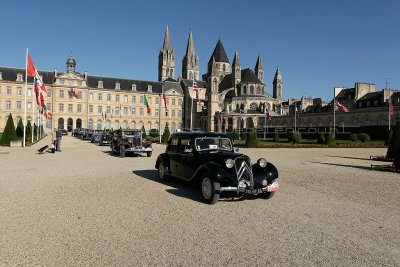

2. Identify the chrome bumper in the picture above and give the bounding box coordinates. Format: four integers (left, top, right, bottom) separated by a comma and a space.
220, 181, 279, 194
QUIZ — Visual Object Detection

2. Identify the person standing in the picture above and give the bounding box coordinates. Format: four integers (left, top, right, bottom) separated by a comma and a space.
56, 127, 62, 152
51, 128, 57, 153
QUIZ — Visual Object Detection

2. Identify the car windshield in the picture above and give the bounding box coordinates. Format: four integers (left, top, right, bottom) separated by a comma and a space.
195, 137, 232, 151
122, 131, 140, 137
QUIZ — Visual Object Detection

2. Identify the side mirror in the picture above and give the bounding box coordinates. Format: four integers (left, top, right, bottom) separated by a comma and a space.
234, 147, 239, 152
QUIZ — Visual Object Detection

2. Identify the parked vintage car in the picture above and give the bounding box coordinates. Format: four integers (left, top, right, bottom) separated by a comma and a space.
99, 130, 112, 146
80, 129, 93, 140
60, 129, 68, 136
111, 129, 152, 157
91, 130, 104, 143
155, 132, 280, 204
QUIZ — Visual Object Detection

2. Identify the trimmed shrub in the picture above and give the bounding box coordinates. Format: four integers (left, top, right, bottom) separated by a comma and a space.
350, 133, 358, 142
16, 119, 24, 138
385, 128, 393, 146
317, 132, 325, 144
161, 123, 171, 143
229, 130, 239, 141
141, 125, 147, 139
273, 132, 280, 142
386, 122, 400, 159
357, 133, 370, 143
149, 128, 160, 138
245, 120, 258, 148
287, 131, 293, 143
0, 113, 18, 146
325, 130, 336, 148
291, 131, 302, 144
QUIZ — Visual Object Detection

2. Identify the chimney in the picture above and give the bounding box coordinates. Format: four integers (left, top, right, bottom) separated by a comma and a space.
84, 71, 88, 79
54, 68, 58, 77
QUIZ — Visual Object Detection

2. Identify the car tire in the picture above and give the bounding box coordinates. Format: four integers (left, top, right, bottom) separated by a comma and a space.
158, 160, 169, 182
147, 151, 152, 157
200, 174, 220, 205
120, 146, 125, 158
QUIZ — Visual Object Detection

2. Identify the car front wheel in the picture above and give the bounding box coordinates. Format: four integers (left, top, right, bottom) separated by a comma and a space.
158, 160, 169, 182
200, 174, 220, 204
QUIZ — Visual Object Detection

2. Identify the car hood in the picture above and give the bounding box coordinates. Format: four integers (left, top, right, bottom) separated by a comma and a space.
197, 151, 246, 164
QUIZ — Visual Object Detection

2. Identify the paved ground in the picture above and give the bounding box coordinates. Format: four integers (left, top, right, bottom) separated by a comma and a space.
0, 135, 399, 266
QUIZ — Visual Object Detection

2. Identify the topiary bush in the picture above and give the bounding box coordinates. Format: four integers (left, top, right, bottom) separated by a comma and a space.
273, 132, 280, 142
141, 125, 147, 139
357, 133, 370, 143
325, 130, 336, 148
229, 130, 239, 141
317, 132, 325, 144
245, 120, 258, 148
161, 123, 171, 143
0, 113, 18, 146
385, 128, 393, 146
386, 122, 400, 159
16, 119, 24, 138
287, 131, 293, 143
350, 133, 358, 142
291, 131, 302, 144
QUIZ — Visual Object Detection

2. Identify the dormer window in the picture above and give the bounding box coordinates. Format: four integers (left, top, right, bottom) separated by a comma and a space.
0, 72, 2, 80
98, 81, 103, 89
115, 82, 120, 90
131, 84, 136, 91
60, 79, 65, 85
147, 85, 152, 92
17, 73, 23, 82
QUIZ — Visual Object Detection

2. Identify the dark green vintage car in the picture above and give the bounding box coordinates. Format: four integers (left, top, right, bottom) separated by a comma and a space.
155, 132, 280, 204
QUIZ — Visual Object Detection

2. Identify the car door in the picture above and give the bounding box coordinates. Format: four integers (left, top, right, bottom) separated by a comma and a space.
175, 137, 196, 180
168, 137, 180, 177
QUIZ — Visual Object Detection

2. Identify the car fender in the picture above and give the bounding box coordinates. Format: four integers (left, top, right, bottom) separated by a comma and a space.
252, 162, 279, 183
155, 153, 169, 169
190, 162, 235, 184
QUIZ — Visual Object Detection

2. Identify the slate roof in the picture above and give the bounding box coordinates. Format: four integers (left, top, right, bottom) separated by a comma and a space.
356, 91, 382, 102
335, 88, 355, 101
0, 67, 183, 94
181, 79, 207, 88
208, 39, 230, 64
241, 68, 262, 83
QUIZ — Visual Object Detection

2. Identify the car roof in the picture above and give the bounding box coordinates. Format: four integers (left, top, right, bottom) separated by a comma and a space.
170, 131, 230, 139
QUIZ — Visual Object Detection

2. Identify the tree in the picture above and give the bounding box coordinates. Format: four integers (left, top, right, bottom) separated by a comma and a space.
245, 119, 258, 148
161, 123, 171, 143
229, 130, 239, 141
386, 122, 400, 159
141, 125, 147, 139
291, 132, 302, 144
325, 129, 336, 148
0, 113, 18, 146
26, 120, 32, 142
273, 132, 280, 142
16, 119, 24, 138
385, 128, 393, 146
317, 132, 325, 144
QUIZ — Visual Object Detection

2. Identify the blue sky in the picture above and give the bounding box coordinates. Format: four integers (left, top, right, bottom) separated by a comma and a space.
1, 0, 399, 101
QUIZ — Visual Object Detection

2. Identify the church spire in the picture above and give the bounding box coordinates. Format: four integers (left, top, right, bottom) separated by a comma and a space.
255, 53, 264, 82
232, 50, 241, 67
273, 67, 283, 99
182, 28, 199, 80
163, 24, 171, 50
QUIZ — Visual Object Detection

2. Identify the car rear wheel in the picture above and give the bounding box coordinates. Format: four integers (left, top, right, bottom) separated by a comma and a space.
158, 160, 169, 182
120, 146, 125, 158
200, 174, 220, 204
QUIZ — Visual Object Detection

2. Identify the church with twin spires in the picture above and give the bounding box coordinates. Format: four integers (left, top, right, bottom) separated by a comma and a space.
158, 25, 283, 132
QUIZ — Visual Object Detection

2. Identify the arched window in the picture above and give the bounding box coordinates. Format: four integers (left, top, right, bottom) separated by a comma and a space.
46, 119, 51, 129
243, 85, 247, 94
97, 120, 102, 130
115, 120, 120, 129
189, 72, 193, 80
123, 121, 128, 129
223, 64, 226, 72
88, 119, 93, 130
213, 78, 217, 91
171, 122, 176, 133
249, 102, 257, 110
58, 118, 64, 129
250, 85, 254, 94
170, 69, 173, 77
257, 86, 261, 94
132, 121, 136, 129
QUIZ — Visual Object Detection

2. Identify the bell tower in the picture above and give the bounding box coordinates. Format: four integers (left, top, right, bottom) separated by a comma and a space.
158, 24, 175, 81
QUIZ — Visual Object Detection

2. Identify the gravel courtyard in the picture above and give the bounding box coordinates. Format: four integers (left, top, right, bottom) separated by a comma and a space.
0, 135, 399, 266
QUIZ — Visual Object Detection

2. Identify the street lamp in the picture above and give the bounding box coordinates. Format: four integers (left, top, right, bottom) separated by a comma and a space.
238, 109, 243, 140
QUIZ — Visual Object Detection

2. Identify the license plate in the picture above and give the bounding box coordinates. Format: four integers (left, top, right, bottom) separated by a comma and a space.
267, 182, 280, 192
245, 188, 263, 195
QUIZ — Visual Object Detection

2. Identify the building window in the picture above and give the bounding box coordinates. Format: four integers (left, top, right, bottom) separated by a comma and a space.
47, 103, 51, 111
98, 81, 103, 88
172, 99, 175, 106
60, 79, 65, 85
68, 104, 73, 112
243, 86, 247, 94
77, 104, 82, 113
116, 95, 120, 102
249, 102, 257, 110
59, 103, 64, 112
250, 85, 254, 94
78, 92, 82, 99
115, 107, 120, 115
131, 107, 136, 116
47, 90, 52, 97
60, 90, 64, 98
89, 92, 93, 101
89, 105, 93, 113
178, 110, 182, 117
98, 106, 103, 114
124, 95, 128, 103
140, 96, 143, 104
78, 81, 82, 87
27, 87, 32, 96
172, 110, 175, 117
98, 93, 103, 101
147, 85, 152, 92
16, 74, 23, 82
148, 97, 152, 105
155, 109, 159, 116
132, 96, 136, 103
7, 86, 12, 95
178, 99, 182, 106
140, 108, 144, 115
27, 102, 32, 110
107, 94, 111, 101
107, 106, 111, 113
131, 84, 136, 91
123, 107, 128, 115
17, 87, 22, 96
6, 100, 11, 110
97, 120, 102, 130
115, 82, 120, 90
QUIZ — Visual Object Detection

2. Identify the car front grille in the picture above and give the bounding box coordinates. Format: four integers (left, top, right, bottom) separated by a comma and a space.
234, 156, 254, 187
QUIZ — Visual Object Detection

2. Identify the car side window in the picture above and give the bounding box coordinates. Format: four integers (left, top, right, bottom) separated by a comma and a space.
168, 138, 179, 153
179, 138, 192, 153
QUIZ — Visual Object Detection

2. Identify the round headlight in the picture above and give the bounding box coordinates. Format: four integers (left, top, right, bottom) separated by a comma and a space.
258, 158, 268, 168
225, 158, 234, 169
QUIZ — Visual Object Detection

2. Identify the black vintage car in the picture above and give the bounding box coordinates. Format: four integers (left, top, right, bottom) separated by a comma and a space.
98, 130, 112, 146
155, 132, 280, 204
111, 129, 153, 157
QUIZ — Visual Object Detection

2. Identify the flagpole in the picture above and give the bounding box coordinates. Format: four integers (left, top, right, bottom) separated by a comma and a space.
264, 109, 266, 140
141, 94, 144, 145
23, 48, 28, 147
333, 89, 336, 138
294, 104, 297, 132
32, 73, 35, 143
159, 91, 162, 143
388, 96, 391, 130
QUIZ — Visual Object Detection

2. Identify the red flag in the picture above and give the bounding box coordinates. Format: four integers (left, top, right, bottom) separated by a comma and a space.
390, 98, 395, 116
162, 93, 167, 110
27, 54, 36, 77
72, 90, 78, 98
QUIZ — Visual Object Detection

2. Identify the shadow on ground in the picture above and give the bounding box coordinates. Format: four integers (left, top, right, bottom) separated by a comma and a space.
327, 155, 373, 161
311, 161, 371, 171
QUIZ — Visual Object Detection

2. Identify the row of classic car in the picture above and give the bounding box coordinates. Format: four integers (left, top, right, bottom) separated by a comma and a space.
73, 128, 153, 157
155, 131, 280, 204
